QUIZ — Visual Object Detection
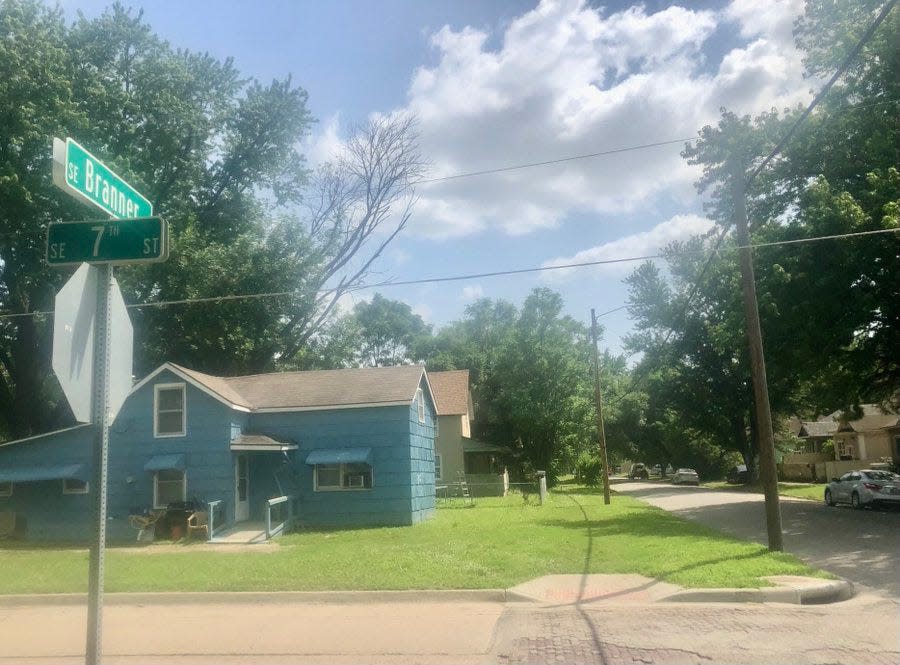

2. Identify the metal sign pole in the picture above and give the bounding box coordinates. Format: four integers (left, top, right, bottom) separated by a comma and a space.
85, 263, 112, 665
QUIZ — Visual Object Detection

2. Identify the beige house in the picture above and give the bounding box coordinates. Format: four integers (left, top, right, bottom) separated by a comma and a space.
785, 405, 900, 481
428, 370, 509, 497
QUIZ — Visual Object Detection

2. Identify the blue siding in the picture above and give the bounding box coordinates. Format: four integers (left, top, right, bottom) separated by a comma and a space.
409, 376, 437, 523
106, 369, 237, 538
0, 427, 95, 540
250, 405, 424, 527
0, 366, 438, 540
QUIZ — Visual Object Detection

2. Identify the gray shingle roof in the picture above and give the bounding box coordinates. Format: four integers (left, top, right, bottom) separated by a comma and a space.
169, 363, 426, 411
799, 421, 838, 438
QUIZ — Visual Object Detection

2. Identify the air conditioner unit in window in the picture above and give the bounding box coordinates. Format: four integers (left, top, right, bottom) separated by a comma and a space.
347, 475, 365, 488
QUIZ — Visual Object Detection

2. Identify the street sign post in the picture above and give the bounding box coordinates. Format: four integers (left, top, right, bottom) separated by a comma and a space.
48, 137, 160, 665
48, 217, 168, 267
52, 138, 153, 219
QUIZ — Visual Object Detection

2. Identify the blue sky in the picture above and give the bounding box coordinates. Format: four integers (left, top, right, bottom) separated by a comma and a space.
63, 0, 813, 355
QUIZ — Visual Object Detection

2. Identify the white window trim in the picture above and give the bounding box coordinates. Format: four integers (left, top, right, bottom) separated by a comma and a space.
154, 383, 186, 438
153, 470, 187, 509
435, 453, 443, 481
0, 481, 12, 497
62, 479, 89, 495
313, 463, 374, 492
416, 388, 425, 424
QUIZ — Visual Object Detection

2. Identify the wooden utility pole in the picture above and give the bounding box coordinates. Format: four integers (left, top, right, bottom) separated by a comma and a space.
590, 309, 611, 505
732, 165, 783, 551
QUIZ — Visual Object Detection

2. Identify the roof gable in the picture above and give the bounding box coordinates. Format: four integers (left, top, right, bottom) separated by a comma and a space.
427, 370, 471, 416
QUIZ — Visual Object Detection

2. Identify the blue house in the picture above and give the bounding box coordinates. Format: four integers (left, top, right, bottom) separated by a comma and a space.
0, 363, 437, 541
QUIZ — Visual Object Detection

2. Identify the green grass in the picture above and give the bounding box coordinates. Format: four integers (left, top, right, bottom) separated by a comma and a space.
0, 490, 827, 594
703, 480, 825, 502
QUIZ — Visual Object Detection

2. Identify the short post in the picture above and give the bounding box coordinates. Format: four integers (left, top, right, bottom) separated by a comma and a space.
537, 471, 547, 505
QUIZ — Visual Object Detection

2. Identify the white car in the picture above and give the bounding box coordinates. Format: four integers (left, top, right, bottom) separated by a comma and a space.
825, 469, 900, 509
671, 468, 699, 485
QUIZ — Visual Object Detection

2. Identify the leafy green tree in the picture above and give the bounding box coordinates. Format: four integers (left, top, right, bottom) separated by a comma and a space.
0, 1, 422, 439
420, 288, 630, 482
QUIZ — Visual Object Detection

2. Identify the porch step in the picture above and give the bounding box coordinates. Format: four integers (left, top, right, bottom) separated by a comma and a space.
209, 521, 268, 544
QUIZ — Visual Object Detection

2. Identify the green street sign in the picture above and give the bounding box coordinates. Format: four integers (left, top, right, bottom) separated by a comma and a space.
47, 217, 168, 267
52, 137, 153, 219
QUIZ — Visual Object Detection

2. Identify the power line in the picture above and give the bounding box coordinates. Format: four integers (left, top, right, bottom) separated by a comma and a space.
748, 0, 898, 184
2, 227, 895, 322
418, 137, 696, 184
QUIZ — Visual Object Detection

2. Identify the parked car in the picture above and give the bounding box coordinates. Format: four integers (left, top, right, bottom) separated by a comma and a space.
651, 464, 662, 476
671, 468, 699, 485
825, 470, 900, 509
727, 464, 748, 484
629, 463, 649, 480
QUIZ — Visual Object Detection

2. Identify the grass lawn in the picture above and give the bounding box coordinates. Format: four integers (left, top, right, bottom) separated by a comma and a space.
0, 489, 827, 594
703, 480, 825, 502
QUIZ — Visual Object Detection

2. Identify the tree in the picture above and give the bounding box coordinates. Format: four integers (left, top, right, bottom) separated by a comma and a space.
420, 288, 630, 482
0, 1, 422, 439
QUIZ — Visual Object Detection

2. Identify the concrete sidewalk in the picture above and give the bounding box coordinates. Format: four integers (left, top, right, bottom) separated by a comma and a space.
0, 599, 504, 665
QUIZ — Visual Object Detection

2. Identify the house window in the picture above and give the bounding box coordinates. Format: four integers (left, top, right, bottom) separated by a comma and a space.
314, 463, 373, 491
434, 453, 442, 480
154, 469, 186, 508
0, 481, 11, 497
62, 479, 89, 494
416, 388, 425, 423
154, 383, 186, 437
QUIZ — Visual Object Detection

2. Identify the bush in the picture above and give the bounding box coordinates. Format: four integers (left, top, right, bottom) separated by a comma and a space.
575, 451, 604, 486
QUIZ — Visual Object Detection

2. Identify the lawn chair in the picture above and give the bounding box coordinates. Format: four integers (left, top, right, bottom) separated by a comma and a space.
187, 510, 209, 540
128, 510, 164, 542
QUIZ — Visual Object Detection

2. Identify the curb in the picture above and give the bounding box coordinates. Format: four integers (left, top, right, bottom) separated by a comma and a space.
0, 588, 512, 607
662, 579, 854, 605
0, 579, 855, 607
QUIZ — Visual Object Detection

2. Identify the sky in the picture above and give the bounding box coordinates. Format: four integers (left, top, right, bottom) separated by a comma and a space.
62, 0, 814, 356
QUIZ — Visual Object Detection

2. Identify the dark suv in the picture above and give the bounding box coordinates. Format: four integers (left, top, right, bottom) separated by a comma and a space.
629, 463, 650, 480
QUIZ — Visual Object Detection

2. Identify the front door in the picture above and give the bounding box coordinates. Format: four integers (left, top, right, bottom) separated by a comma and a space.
235, 454, 250, 522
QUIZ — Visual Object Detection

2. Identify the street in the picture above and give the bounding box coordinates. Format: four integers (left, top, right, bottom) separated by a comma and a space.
613, 480, 900, 598
0, 592, 898, 665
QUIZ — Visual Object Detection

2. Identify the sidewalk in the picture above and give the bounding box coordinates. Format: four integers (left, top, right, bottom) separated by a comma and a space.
0, 574, 861, 665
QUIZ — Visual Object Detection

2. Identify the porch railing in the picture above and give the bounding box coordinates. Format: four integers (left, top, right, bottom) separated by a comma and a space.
207, 500, 226, 539
265, 495, 296, 539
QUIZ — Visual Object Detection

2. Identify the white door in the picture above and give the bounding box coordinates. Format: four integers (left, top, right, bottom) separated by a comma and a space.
235, 454, 250, 522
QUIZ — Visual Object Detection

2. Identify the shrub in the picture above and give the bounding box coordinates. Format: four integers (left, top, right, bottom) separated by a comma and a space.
575, 451, 604, 486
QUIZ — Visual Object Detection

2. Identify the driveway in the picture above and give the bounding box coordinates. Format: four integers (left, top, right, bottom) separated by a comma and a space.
613, 480, 900, 599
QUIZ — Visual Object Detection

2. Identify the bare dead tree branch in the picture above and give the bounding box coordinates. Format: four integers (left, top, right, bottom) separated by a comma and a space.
279, 115, 426, 360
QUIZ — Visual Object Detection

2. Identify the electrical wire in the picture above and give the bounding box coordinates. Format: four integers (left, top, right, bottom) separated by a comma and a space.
1, 227, 895, 322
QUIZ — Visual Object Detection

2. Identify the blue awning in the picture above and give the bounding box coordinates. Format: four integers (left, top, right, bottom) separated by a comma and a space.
0, 463, 87, 483
305, 448, 372, 465
143, 454, 186, 472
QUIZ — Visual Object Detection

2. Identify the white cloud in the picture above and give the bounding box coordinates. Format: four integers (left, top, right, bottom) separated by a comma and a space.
412, 303, 433, 323
461, 284, 484, 300
304, 113, 345, 168
542, 213, 715, 279
384, 0, 810, 239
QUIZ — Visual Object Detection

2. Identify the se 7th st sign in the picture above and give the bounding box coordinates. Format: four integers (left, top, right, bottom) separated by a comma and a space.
47, 217, 168, 266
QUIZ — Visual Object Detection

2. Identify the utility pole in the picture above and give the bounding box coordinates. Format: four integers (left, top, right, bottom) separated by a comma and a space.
732, 165, 783, 552
590, 309, 611, 505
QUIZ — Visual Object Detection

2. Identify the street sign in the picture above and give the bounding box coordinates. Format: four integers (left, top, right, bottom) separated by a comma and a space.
52, 137, 153, 219
47, 217, 168, 267
52, 263, 96, 422
52, 264, 133, 423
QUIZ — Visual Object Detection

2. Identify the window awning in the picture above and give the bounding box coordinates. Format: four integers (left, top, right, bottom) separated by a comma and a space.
144, 454, 186, 472
305, 447, 372, 465
0, 463, 87, 483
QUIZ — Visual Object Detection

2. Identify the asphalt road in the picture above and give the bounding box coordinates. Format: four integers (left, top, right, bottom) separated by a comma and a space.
613, 479, 900, 599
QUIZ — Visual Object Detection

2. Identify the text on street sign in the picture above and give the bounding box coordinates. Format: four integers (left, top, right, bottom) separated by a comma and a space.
47, 217, 168, 266
52, 137, 153, 219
